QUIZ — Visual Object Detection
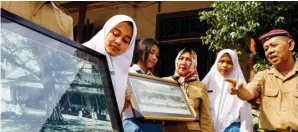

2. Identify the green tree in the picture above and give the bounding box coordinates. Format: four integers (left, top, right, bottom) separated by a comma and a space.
199, 1, 298, 72
199, 2, 298, 131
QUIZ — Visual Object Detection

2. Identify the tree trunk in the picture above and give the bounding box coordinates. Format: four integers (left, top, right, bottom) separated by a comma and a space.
249, 38, 256, 81
42, 65, 64, 122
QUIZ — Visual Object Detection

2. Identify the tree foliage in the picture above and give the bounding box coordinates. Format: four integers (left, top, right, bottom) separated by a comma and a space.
199, 1, 298, 69
1, 28, 76, 123
199, 2, 298, 130
1, 28, 101, 124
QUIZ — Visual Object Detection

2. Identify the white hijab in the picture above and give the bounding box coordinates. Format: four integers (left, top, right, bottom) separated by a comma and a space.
83, 15, 137, 114
202, 49, 252, 132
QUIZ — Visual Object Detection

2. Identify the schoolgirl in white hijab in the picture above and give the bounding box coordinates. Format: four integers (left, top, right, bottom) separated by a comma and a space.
83, 15, 137, 114
202, 49, 253, 132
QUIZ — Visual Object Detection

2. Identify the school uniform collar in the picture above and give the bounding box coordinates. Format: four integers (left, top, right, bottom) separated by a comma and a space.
132, 64, 153, 75
268, 57, 298, 80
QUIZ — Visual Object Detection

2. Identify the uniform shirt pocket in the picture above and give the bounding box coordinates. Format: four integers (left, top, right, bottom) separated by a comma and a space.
263, 89, 279, 109
264, 88, 279, 97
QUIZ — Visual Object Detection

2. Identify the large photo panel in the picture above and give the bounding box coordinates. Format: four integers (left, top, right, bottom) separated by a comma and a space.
1, 9, 121, 132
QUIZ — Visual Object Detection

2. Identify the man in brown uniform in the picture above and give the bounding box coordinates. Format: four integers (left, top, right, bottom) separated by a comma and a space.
225, 29, 298, 131
1, 1, 74, 40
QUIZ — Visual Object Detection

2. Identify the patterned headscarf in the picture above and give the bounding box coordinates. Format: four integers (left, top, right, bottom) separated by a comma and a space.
172, 48, 200, 88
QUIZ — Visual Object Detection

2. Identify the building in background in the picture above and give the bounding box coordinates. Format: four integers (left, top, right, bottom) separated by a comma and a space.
59, 1, 250, 80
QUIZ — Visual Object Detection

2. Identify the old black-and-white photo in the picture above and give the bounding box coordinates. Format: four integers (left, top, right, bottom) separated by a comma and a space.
129, 77, 191, 115
1, 21, 112, 132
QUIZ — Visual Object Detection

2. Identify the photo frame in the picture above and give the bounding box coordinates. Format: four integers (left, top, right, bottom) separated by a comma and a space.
1, 9, 122, 132
127, 73, 198, 121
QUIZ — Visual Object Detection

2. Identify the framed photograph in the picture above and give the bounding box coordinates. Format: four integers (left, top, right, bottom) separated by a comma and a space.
127, 73, 198, 121
1, 9, 122, 132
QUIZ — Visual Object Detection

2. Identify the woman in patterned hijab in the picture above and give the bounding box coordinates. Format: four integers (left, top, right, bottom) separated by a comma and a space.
173, 47, 200, 88
163, 47, 212, 132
